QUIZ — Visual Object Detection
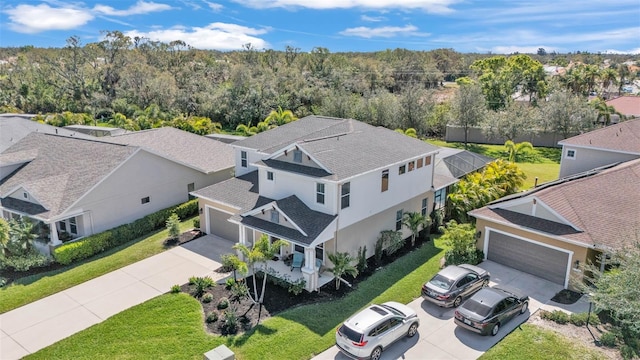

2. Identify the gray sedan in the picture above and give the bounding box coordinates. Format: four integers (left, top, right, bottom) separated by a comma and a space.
422, 264, 490, 307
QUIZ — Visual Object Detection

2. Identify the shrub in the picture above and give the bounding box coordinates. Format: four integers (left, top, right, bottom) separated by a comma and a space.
541, 309, 570, 324
569, 312, 600, 326
223, 308, 238, 333
206, 311, 219, 323
288, 278, 306, 295
374, 237, 384, 265
188, 276, 198, 285
356, 246, 368, 273
191, 276, 215, 298
202, 293, 214, 303
621, 345, 638, 360
165, 213, 180, 242
225, 278, 236, 290
193, 217, 200, 229
441, 221, 479, 265
2, 251, 51, 271
600, 331, 617, 347
0, 276, 6, 287
53, 199, 198, 265
230, 281, 249, 302
170, 284, 181, 294
217, 297, 230, 310
380, 230, 404, 257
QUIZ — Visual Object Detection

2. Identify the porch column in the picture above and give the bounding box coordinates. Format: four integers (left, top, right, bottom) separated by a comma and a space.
302, 247, 318, 291
49, 222, 61, 246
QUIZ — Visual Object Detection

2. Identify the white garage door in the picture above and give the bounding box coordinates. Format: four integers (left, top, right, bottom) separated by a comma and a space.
486, 230, 570, 286
207, 208, 239, 241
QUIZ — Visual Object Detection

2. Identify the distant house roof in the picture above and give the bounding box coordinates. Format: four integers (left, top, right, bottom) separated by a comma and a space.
433, 148, 494, 189
0, 133, 137, 220
470, 158, 640, 251
63, 125, 128, 137
606, 96, 640, 117
558, 118, 640, 155
0, 114, 95, 152
105, 127, 234, 174
205, 133, 247, 144
234, 116, 439, 181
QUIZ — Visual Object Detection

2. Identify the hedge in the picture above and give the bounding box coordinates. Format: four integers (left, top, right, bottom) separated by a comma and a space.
53, 199, 198, 265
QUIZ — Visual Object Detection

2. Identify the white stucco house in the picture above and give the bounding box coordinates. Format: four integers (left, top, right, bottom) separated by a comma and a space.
0, 127, 234, 254
192, 116, 440, 291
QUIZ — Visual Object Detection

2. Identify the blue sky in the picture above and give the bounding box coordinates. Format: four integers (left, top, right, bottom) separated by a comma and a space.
1, 0, 639, 54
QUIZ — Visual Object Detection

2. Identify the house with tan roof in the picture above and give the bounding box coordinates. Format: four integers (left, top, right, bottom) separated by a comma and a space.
192, 116, 440, 291
558, 118, 640, 177
470, 158, 640, 290
606, 96, 640, 118
0, 128, 234, 254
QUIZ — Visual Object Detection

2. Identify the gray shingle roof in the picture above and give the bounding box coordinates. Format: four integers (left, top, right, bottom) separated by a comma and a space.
470, 158, 640, 250
106, 127, 234, 174
191, 171, 273, 217
0, 114, 95, 152
558, 119, 640, 154
235, 116, 439, 181
241, 195, 336, 246
0, 133, 137, 220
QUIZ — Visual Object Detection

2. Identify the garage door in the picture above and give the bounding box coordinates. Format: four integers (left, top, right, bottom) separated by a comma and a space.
487, 230, 570, 285
207, 208, 239, 241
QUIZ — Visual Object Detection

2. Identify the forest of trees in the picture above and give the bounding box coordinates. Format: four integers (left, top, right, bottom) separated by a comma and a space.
0, 31, 638, 138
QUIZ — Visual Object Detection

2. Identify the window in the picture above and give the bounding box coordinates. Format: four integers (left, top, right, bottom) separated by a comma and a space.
408, 161, 415, 172
341, 182, 350, 209
417, 158, 423, 168
434, 188, 445, 210
271, 210, 279, 224
566, 149, 576, 158
425, 156, 431, 165
187, 183, 195, 200
399, 165, 406, 175
267, 171, 274, 181
396, 209, 403, 231
59, 220, 67, 232
381, 169, 389, 192
69, 217, 77, 234
293, 150, 302, 163
141, 197, 150, 204
23, 192, 28, 199
241, 151, 247, 167
421, 198, 428, 216
315, 243, 324, 260
316, 183, 325, 204
294, 244, 304, 253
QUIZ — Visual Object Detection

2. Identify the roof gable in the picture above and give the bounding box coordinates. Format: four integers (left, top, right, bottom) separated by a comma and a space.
558, 119, 640, 154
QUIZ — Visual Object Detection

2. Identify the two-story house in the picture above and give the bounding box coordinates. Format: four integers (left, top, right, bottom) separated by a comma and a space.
192, 116, 439, 291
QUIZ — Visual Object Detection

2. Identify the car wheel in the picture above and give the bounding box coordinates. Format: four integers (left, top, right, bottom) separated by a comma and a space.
453, 296, 462, 307
491, 323, 500, 336
482, 279, 489, 287
520, 301, 529, 314
407, 323, 418, 337
370, 346, 383, 360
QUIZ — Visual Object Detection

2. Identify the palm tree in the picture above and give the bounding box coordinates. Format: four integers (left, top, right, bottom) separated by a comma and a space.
8, 217, 38, 256
584, 65, 600, 93
503, 140, 534, 162
327, 252, 358, 290
265, 107, 297, 126
253, 235, 288, 303
600, 68, 618, 94
233, 240, 265, 304
402, 211, 430, 247
394, 128, 417, 138
0, 218, 10, 256
591, 98, 619, 126
235, 123, 256, 136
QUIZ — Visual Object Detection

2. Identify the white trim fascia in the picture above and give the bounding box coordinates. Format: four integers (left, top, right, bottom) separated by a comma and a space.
63, 148, 143, 214
5, 185, 48, 209
339, 152, 437, 184
51, 209, 86, 222
243, 202, 308, 236
434, 178, 459, 191
556, 143, 640, 156
484, 226, 573, 289
473, 212, 593, 249
205, 204, 236, 216
267, 143, 332, 174
487, 196, 582, 231
0, 207, 48, 222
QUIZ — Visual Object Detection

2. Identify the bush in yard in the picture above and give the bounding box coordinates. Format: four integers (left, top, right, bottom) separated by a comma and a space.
193, 217, 200, 229
287, 278, 306, 295
356, 246, 368, 273
225, 278, 236, 290
327, 252, 358, 290
0, 276, 7, 287
569, 312, 600, 326
190, 276, 215, 298
206, 311, 219, 323
165, 213, 180, 242
170, 284, 181, 294
223, 308, 239, 333
374, 237, 384, 265
378, 230, 404, 257
217, 297, 230, 309
440, 220, 480, 265
230, 281, 249, 303
1, 250, 51, 272
541, 309, 570, 324
600, 331, 617, 347
202, 293, 214, 303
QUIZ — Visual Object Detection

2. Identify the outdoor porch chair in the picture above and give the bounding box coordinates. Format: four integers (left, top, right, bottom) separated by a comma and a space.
291, 253, 304, 271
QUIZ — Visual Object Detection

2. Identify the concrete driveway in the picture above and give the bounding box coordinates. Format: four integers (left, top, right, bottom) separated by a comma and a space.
313, 261, 564, 360
0, 235, 231, 360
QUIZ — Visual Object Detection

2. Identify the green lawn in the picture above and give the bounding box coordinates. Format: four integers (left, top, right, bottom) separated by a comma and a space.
27, 238, 447, 360
0, 216, 197, 314
480, 323, 608, 360
517, 162, 560, 189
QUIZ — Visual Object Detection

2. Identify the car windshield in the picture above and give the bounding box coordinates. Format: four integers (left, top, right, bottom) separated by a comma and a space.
339, 324, 363, 343
462, 299, 493, 317
380, 304, 405, 317
429, 274, 455, 290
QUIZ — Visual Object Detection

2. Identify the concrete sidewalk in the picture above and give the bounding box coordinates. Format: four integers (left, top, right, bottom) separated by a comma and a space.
0, 244, 226, 360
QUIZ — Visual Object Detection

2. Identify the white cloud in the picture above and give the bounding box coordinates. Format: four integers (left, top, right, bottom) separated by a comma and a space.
489, 46, 559, 54
361, 15, 386, 22
5, 4, 94, 33
340, 25, 428, 38
231, 0, 459, 14
93, 1, 172, 16
204, 1, 224, 11
124, 23, 270, 50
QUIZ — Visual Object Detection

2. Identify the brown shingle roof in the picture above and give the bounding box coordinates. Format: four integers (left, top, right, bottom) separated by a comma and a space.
606, 96, 640, 117
558, 119, 640, 154
470, 158, 640, 250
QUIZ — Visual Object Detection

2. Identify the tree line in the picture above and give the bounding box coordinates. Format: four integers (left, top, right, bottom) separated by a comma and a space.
0, 30, 637, 139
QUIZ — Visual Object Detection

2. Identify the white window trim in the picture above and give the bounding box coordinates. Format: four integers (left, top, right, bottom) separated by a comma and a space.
565, 148, 576, 160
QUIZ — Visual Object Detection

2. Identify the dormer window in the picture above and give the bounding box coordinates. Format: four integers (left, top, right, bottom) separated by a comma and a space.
271, 210, 279, 224
23, 192, 28, 199
293, 150, 302, 163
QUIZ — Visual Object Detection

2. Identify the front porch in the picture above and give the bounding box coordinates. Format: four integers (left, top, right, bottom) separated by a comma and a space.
255, 257, 334, 291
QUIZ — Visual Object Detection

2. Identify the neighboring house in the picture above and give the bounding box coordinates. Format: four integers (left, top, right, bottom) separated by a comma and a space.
469, 159, 640, 290
0, 128, 234, 254
63, 124, 128, 137
605, 96, 640, 119
192, 116, 440, 291
432, 148, 494, 213
558, 118, 640, 178
0, 114, 95, 152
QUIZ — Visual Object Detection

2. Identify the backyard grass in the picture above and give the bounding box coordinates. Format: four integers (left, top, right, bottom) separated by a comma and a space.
479, 323, 607, 360
0, 216, 197, 314
516, 162, 560, 189
27, 238, 447, 360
